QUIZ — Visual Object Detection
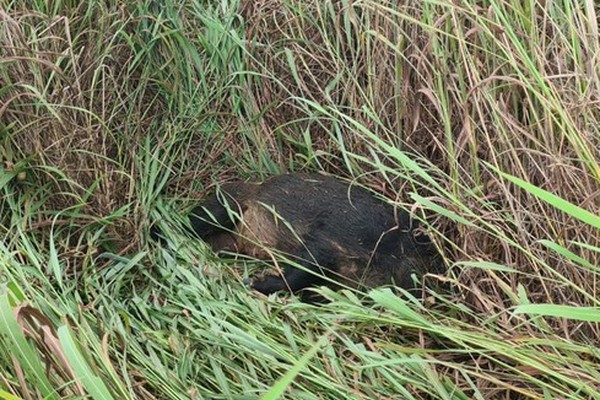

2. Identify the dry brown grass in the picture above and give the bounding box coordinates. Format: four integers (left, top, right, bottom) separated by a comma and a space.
1, 5, 142, 247
0, 3, 236, 250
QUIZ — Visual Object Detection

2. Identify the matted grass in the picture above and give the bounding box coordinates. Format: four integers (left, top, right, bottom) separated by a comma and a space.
0, 0, 599, 399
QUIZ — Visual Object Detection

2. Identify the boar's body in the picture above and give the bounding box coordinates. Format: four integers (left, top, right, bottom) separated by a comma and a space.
189, 173, 441, 295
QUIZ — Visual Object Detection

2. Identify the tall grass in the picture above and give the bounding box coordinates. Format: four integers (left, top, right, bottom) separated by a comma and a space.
1, 0, 599, 399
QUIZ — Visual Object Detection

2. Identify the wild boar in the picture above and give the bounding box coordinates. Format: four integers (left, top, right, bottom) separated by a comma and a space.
185, 173, 442, 296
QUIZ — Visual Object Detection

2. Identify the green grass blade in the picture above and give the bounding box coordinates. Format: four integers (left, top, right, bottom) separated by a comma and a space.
489, 164, 600, 229
538, 239, 599, 272
514, 304, 600, 323
56, 325, 115, 400
0, 291, 57, 400
0, 389, 25, 400
260, 334, 329, 400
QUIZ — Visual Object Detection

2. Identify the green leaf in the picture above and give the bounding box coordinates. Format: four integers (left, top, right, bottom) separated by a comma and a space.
0, 389, 25, 400
369, 288, 424, 323
514, 304, 600, 323
0, 291, 57, 399
488, 164, 600, 229
260, 334, 328, 400
0, 167, 16, 191
538, 239, 598, 272
411, 194, 475, 227
455, 261, 518, 272
57, 325, 115, 400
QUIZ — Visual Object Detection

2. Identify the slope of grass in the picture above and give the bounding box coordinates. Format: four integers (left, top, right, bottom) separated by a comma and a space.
1, 0, 599, 399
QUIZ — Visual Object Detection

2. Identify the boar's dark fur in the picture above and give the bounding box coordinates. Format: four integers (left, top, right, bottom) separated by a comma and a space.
186, 173, 442, 297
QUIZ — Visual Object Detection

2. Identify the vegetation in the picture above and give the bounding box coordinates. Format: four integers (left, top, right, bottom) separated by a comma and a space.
1, 0, 599, 398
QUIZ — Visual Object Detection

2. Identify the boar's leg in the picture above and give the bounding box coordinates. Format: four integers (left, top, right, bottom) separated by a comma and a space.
251, 267, 322, 294
250, 243, 335, 295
